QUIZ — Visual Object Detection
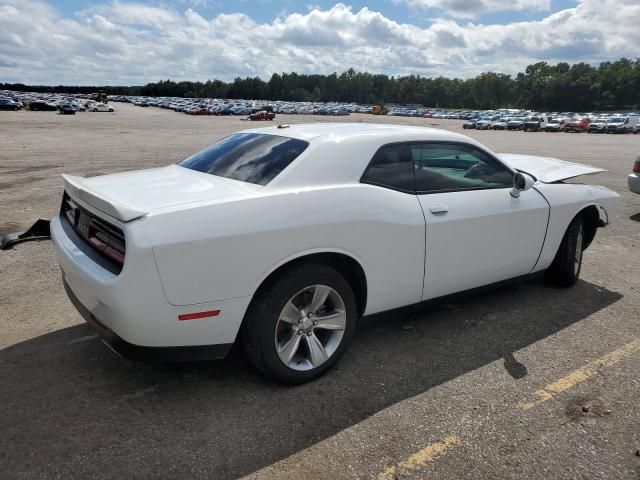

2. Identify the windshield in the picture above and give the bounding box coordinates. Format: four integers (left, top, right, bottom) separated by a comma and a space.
178, 133, 309, 186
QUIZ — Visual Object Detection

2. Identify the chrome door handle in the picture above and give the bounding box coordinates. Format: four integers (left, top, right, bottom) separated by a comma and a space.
429, 205, 449, 214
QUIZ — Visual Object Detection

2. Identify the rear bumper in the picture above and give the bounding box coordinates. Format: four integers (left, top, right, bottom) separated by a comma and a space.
64, 278, 232, 361
51, 211, 251, 354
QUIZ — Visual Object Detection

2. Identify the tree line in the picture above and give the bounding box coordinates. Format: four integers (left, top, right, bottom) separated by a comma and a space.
3, 58, 639, 111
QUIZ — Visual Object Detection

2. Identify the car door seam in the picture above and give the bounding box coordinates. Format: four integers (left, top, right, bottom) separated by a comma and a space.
530, 186, 552, 273
415, 194, 428, 302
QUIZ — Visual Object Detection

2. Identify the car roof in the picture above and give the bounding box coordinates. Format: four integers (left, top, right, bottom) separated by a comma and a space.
239, 122, 470, 144
235, 123, 501, 190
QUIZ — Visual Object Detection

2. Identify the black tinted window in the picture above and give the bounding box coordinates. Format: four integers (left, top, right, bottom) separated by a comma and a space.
361, 144, 415, 192
412, 143, 513, 193
178, 133, 308, 186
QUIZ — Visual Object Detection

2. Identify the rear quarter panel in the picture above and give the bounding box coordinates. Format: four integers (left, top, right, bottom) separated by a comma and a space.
143, 185, 426, 315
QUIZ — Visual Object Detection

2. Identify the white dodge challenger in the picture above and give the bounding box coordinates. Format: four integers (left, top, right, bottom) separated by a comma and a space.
51, 123, 619, 383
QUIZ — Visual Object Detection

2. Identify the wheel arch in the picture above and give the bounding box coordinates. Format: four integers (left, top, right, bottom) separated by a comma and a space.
251, 250, 368, 317
580, 204, 603, 250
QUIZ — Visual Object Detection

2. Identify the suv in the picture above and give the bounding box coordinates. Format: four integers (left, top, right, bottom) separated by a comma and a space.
587, 117, 609, 133
506, 116, 525, 130
475, 115, 499, 130
493, 117, 509, 130
565, 117, 591, 133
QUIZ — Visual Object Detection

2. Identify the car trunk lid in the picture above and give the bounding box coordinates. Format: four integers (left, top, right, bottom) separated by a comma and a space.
62, 165, 261, 222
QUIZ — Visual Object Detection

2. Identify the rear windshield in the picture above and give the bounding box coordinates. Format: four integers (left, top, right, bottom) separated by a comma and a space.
178, 133, 309, 186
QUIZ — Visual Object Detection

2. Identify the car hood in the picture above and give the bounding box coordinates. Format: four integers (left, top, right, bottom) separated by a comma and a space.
497, 154, 606, 183
62, 165, 261, 222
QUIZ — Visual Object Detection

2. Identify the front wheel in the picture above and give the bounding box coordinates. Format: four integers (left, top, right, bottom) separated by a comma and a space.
545, 215, 584, 287
241, 263, 357, 384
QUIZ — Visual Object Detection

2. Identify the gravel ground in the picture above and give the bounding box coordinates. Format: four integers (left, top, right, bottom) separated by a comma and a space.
1, 104, 639, 479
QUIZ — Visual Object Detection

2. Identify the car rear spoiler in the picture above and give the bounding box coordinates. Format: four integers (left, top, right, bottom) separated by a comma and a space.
62, 174, 148, 222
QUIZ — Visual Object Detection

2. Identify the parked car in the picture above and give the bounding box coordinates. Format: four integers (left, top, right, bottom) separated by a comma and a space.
629, 155, 640, 194
0, 98, 22, 110
493, 118, 509, 130
28, 101, 57, 111
58, 103, 77, 115
544, 118, 567, 132
506, 117, 525, 130
564, 117, 591, 133
475, 115, 499, 130
462, 118, 478, 129
51, 123, 619, 384
606, 115, 639, 134
587, 117, 609, 133
523, 115, 550, 132
249, 110, 276, 121
91, 103, 114, 112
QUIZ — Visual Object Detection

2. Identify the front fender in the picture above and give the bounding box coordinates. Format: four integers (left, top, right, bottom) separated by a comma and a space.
531, 183, 620, 272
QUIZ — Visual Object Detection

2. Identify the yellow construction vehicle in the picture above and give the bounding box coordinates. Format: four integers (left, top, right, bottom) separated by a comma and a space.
372, 105, 389, 115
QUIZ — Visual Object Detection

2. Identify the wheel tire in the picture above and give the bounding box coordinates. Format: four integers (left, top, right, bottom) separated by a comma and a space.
241, 263, 358, 384
545, 214, 585, 287
93, 108, 97, 112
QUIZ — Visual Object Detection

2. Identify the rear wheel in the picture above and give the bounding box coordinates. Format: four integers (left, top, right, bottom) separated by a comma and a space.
545, 215, 584, 287
241, 263, 357, 384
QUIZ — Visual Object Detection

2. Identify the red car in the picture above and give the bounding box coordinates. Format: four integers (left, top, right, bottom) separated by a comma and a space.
564, 117, 591, 132
191, 107, 213, 115
249, 110, 276, 121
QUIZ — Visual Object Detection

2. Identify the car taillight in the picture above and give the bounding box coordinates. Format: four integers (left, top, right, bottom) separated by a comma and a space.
633, 160, 640, 173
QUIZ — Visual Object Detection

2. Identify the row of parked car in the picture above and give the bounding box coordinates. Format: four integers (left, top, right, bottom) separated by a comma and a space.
0, 91, 115, 114
463, 112, 640, 134
3, 90, 640, 134
116, 96, 353, 116
113, 97, 522, 119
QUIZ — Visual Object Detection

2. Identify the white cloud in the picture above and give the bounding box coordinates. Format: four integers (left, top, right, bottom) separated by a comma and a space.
0, 0, 638, 85
399, 0, 551, 19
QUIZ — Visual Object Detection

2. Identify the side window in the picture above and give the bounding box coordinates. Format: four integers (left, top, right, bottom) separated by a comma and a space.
412, 143, 513, 193
361, 144, 415, 192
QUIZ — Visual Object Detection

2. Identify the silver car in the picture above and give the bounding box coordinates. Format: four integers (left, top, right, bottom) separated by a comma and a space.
629, 155, 640, 194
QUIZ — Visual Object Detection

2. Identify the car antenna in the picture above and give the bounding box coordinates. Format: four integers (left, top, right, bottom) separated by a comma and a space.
277, 124, 290, 129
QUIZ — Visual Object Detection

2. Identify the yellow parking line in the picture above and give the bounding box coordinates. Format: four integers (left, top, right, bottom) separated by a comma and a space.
377, 434, 461, 480
519, 338, 640, 410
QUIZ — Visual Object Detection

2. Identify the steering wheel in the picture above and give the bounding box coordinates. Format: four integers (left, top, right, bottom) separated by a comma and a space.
464, 161, 487, 179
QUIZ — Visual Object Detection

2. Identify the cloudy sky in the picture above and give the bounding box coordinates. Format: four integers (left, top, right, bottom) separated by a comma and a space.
0, 0, 639, 85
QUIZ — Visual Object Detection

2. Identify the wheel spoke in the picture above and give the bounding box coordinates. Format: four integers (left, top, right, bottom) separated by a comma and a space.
279, 301, 302, 324
315, 310, 346, 331
309, 285, 330, 313
305, 333, 329, 366
278, 332, 302, 364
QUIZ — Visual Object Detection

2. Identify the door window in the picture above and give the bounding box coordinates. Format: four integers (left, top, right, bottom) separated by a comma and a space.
412, 143, 513, 193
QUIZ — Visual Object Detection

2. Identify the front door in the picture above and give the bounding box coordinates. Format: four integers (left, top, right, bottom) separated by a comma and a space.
411, 142, 549, 300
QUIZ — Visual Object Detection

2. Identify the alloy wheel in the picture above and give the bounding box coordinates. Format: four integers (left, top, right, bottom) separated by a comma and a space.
274, 284, 347, 371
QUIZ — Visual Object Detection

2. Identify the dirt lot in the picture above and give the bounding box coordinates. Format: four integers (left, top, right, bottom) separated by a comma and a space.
1, 103, 639, 479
